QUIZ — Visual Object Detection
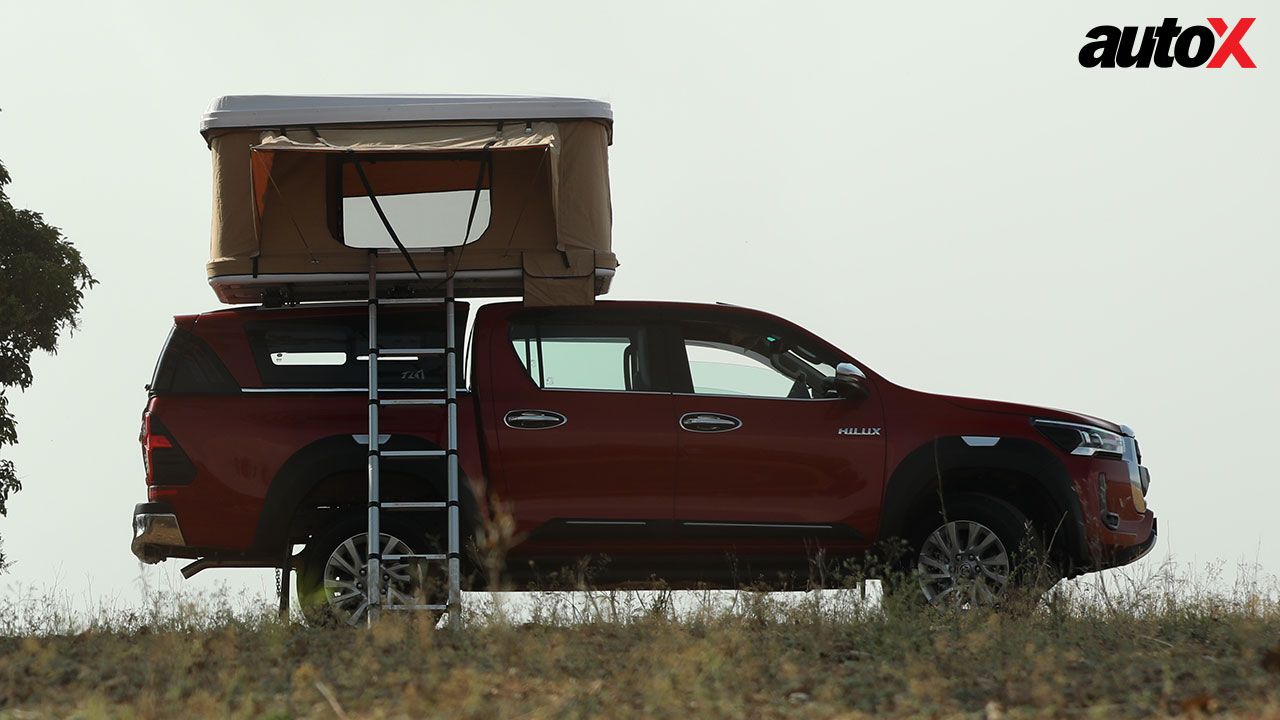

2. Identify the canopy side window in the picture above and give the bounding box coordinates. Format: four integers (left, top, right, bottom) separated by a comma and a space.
245, 307, 469, 389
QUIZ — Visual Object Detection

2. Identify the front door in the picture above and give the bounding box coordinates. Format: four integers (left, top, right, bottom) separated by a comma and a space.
670, 313, 886, 561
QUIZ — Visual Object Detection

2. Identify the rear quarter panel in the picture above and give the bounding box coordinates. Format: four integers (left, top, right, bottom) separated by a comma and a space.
151, 394, 484, 552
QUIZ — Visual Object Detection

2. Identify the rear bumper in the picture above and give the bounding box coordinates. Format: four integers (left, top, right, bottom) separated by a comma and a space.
131, 502, 187, 563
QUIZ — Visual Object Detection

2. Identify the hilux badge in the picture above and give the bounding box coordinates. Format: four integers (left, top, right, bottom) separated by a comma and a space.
837, 427, 882, 436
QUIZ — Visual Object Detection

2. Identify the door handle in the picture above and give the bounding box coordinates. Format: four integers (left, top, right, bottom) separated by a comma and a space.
679, 412, 742, 433
504, 409, 567, 430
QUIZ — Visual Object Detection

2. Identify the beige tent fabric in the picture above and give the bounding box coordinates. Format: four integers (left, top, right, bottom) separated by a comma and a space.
206, 119, 614, 305
209, 130, 260, 268
522, 249, 599, 307
554, 122, 613, 256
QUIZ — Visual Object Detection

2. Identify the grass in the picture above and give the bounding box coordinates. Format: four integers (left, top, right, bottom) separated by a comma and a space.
2, 560, 1280, 719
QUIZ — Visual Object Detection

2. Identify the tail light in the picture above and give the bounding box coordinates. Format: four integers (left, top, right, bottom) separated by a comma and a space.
140, 412, 197, 486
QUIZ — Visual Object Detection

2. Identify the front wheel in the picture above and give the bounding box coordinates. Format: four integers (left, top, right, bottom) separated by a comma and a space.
898, 494, 1058, 609
296, 517, 444, 626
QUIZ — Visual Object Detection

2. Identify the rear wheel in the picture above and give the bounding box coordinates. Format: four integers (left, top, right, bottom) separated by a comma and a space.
297, 516, 445, 626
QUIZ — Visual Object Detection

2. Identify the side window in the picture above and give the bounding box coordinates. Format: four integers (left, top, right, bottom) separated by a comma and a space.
685, 343, 797, 397
510, 318, 656, 392
682, 321, 840, 400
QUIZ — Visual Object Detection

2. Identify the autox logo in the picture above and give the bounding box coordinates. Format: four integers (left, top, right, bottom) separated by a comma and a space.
1079, 18, 1256, 68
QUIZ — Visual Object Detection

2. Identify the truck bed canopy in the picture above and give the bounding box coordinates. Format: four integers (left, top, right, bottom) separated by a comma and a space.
201, 95, 616, 306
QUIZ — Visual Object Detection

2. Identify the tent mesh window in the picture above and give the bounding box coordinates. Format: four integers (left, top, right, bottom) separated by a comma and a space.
328, 153, 494, 251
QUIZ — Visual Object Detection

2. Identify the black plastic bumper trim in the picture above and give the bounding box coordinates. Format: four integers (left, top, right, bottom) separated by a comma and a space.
134, 501, 176, 516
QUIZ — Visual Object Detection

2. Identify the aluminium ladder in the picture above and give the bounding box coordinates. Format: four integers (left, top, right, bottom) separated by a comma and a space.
363, 249, 463, 629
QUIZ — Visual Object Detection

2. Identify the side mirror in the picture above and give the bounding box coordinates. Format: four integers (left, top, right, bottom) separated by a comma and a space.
833, 362, 869, 400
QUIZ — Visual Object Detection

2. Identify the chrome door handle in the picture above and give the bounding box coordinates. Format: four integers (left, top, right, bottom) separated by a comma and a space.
679, 412, 742, 433
504, 409, 567, 430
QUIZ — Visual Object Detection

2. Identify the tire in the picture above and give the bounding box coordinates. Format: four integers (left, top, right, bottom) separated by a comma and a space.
888, 493, 1058, 609
296, 514, 446, 626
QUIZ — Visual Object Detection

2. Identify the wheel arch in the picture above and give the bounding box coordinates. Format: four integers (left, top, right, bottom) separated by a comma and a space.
878, 436, 1089, 570
250, 434, 481, 554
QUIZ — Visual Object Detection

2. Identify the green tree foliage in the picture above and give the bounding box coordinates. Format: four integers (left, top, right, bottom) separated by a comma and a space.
0, 158, 96, 569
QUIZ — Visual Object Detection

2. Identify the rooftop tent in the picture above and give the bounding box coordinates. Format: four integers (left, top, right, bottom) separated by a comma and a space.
201, 95, 616, 306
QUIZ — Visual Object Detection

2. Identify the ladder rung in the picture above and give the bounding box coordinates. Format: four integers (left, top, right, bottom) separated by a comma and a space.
378, 297, 447, 305
382, 553, 447, 561
385, 603, 448, 611
381, 449, 447, 459
379, 398, 446, 406
378, 347, 447, 356
382, 501, 447, 510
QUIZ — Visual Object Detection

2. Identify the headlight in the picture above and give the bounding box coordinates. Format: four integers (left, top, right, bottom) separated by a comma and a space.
1034, 419, 1126, 457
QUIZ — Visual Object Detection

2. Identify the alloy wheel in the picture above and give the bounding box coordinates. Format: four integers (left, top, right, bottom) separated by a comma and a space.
322, 531, 422, 625
917, 519, 1010, 607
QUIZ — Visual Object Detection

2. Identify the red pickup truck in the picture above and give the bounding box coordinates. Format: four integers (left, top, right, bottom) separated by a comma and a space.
133, 299, 1155, 618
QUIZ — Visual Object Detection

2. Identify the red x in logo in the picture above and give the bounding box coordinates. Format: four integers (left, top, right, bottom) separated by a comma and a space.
1207, 17, 1256, 68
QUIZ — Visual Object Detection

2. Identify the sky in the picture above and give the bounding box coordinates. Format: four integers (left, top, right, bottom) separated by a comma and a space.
0, 1, 1276, 610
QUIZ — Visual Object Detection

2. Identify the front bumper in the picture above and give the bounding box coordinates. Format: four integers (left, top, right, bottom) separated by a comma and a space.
1109, 516, 1158, 567
131, 502, 187, 563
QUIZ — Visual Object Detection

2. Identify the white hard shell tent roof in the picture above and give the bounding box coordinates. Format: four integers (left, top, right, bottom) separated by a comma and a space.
201, 95, 614, 134
202, 94, 616, 306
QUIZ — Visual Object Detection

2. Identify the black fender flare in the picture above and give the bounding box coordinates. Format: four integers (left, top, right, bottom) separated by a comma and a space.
878, 436, 1088, 565
250, 433, 480, 553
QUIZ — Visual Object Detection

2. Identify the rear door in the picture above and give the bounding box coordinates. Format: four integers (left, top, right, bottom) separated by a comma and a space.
670, 312, 885, 553
487, 307, 678, 551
